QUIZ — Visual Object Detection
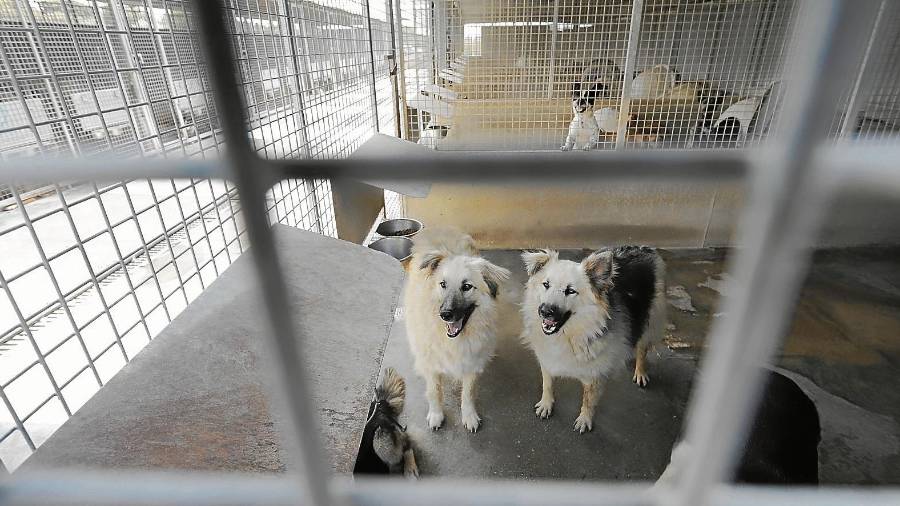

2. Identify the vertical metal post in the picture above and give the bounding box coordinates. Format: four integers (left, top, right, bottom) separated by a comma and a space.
0, 266, 73, 420
193, 3, 329, 506
365, 0, 382, 132
615, 0, 644, 149
548, 0, 559, 99
666, 3, 879, 506
393, 0, 410, 139
283, 0, 314, 159
386, 0, 402, 138
839, 0, 888, 138
0, 385, 34, 451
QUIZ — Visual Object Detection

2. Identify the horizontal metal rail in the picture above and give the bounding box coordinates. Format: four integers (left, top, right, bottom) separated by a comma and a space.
3, 473, 900, 506
2, 143, 899, 189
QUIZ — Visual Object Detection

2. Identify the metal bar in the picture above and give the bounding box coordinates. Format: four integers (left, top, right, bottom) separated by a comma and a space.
548, 0, 559, 99
87, 181, 154, 355
19, 391, 60, 425
269, 149, 747, 182
0, 385, 34, 451
116, 181, 174, 322
0, 184, 237, 344
667, 2, 881, 506
144, 180, 191, 308
0, 30, 49, 156
0, 149, 749, 189
616, 0, 644, 150
393, 0, 409, 139
365, 0, 381, 133
14, 0, 81, 156
385, 0, 402, 138
1, 361, 40, 391
52, 185, 131, 363
5, 472, 900, 506
86, 0, 151, 159
283, 0, 315, 160
0, 268, 71, 417
839, 0, 888, 138
9, 187, 104, 387
0, 158, 225, 186
193, 3, 329, 506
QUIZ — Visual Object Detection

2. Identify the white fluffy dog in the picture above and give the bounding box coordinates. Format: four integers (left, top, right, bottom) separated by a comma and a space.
520, 247, 666, 433
561, 59, 622, 151
404, 228, 511, 432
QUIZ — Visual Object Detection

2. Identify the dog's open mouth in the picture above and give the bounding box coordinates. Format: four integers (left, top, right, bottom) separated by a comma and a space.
445, 305, 476, 339
541, 311, 571, 335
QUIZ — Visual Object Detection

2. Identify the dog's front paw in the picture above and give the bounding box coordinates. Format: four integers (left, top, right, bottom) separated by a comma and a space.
581, 144, 592, 151
461, 407, 481, 433
534, 398, 554, 419
573, 413, 593, 434
560, 144, 571, 151
632, 371, 650, 388
426, 410, 445, 431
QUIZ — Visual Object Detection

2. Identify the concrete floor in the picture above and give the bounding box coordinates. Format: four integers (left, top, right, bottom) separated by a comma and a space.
378, 247, 900, 484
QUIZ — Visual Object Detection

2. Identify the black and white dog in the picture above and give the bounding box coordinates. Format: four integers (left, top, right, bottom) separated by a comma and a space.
562, 59, 622, 151
521, 246, 667, 433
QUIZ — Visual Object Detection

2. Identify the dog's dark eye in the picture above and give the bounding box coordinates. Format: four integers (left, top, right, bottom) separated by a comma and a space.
564, 287, 578, 296
461, 283, 473, 292
542, 280, 550, 289
439, 280, 446, 289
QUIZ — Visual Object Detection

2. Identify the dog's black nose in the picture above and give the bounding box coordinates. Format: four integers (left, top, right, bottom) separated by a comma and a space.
439, 310, 454, 321
538, 303, 555, 319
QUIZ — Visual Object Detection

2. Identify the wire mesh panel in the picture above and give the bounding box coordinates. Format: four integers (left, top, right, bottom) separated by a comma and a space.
839, 2, 900, 142
632, 0, 798, 149
369, 0, 399, 137
394, 0, 812, 151
0, 0, 395, 469
0, 0, 899, 505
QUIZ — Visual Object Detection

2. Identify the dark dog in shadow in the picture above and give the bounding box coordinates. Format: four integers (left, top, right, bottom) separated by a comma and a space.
656, 369, 821, 486
353, 367, 419, 479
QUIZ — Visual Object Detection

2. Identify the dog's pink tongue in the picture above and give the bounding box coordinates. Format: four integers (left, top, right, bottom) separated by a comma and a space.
543, 318, 556, 327
447, 321, 461, 335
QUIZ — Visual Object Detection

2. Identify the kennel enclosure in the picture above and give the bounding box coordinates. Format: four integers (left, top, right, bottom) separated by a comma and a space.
0, 1, 899, 505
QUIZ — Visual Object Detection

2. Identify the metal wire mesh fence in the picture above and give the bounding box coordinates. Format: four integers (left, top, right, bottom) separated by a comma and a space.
0, 0, 396, 469
400, 0, 898, 151
0, 1, 898, 505
1, 0, 898, 479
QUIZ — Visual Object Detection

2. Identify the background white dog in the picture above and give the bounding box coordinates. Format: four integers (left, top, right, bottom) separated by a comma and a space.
562, 59, 622, 151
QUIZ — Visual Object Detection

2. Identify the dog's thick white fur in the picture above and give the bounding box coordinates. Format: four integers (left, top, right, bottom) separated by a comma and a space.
562, 59, 622, 151
520, 248, 666, 433
562, 110, 600, 151
404, 227, 510, 432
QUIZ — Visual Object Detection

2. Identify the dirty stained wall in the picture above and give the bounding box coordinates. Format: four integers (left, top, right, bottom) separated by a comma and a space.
403, 183, 900, 249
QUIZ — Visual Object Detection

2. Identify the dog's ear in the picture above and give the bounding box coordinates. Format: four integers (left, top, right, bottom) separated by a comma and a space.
521, 249, 557, 277
419, 250, 445, 275
572, 80, 581, 99
459, 233, 477, 256
582, 249, 616, 295
478, 259, 510, 299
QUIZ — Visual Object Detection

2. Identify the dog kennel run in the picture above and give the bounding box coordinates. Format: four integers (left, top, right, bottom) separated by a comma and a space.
0, 0, 899, 503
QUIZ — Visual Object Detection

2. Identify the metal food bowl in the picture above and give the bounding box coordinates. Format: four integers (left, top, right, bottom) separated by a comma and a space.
376, 218, 423, 238
368, 236, 413, 263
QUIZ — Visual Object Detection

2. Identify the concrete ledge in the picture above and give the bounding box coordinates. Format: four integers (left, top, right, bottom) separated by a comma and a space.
23, 225, 404, 474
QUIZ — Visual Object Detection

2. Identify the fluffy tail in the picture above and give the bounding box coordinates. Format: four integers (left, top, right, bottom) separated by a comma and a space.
375, 367, 406, 416
411, 226, 477, 258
